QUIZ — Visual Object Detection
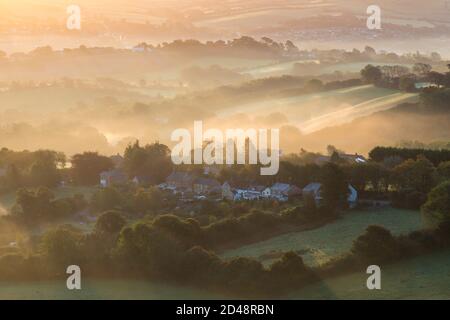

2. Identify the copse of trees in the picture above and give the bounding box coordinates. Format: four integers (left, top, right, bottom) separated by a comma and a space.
391, 156, 437, 193
361, 62, 450, 95
11, 187, 86, 225
344, 162, 389, 196
0, 149, 64, 192
361, 64, 382, 84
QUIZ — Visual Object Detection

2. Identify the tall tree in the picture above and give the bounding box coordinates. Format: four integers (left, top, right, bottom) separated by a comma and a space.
71, 152, 114, 185
320, 163, 349, 210
123, 141, 173, 184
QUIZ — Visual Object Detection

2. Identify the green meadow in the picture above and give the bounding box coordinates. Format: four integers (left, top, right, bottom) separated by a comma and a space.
1, 249, 447, 300
286, 249, 450, 300
221, 208, 423, 266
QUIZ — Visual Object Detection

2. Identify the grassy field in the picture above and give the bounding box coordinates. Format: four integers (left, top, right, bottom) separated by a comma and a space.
1, 250, 448, 300
0, 279, 227, 300
286, 249, 450, 299
221, 208, 423, 266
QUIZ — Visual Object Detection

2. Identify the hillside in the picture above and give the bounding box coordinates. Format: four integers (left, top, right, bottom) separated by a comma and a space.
300, 102, 450, 154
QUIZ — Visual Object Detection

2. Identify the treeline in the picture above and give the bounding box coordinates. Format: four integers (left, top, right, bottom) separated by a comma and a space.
0, 149, 65, 193
369, 146, 450, 166
361, 63, 450, 112
9, 187, 86, 226
0, 142, 173, 193
360, 62, 450, 91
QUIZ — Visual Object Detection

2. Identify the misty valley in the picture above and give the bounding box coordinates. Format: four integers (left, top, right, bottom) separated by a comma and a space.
0, 0, 449, 302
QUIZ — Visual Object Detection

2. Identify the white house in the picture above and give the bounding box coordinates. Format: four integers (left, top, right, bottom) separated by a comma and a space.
302, 182, 358, 208
270, 183, 302, 200
262, 187, 271, 198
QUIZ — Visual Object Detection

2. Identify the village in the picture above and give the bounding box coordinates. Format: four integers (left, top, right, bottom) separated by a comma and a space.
98, 152, 363, 208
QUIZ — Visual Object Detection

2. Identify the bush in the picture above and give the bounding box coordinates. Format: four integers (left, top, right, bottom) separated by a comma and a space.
422, 180, 450, 228
351, 225, 400, 263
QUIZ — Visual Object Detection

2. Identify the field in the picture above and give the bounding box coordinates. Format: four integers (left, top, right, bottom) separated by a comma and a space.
244, 61, 413, 78
219, 85, 418, 133
0, 249, 448, 300
286, 249, 450, 299
221, 208, 423, 266
0, 279, 227, 300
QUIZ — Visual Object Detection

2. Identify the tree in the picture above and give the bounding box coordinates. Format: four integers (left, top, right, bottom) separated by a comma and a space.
422, 180, 450, 227
361, 65, 382, 84
326, 145, 343, 156
123, 141, 173, 184
364, 46, 376, 56
133, 187, 164, 213
352, 225, 400, 263
320, 162, 349, 210
391, 156, 437, 194
90, 187, 124, 212
71, 152, 114, 185
412, 63, 432, 76
14, 187, 54, 223
28, 150, 64, 187
399, 74, 417, 92
437, 161, 450, 181
95, 210, 126, 235
427, 71, 445, 87
40, 225, 83, 269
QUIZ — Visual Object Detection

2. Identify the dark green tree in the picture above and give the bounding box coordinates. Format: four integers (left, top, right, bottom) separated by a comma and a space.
71, 152, 114, 185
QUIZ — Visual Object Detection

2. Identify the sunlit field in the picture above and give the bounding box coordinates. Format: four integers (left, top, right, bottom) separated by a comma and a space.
221, 208, 423, 266
219, 85, 419, 133
287, 250, 450, 299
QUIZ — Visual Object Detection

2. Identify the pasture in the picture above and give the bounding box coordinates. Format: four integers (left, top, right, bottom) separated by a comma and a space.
221, 208, 423, 266
286, 249, 450, 299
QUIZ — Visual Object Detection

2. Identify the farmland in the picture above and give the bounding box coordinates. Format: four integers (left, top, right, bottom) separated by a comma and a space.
287, 249, 450, 299
221, 208, 423, 266
1, 249, 448, 300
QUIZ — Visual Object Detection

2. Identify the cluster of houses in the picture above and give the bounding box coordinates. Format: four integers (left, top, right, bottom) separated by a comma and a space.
157, 171, 358, 207
157, 171, 305, 202
98, 155, 359, 207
